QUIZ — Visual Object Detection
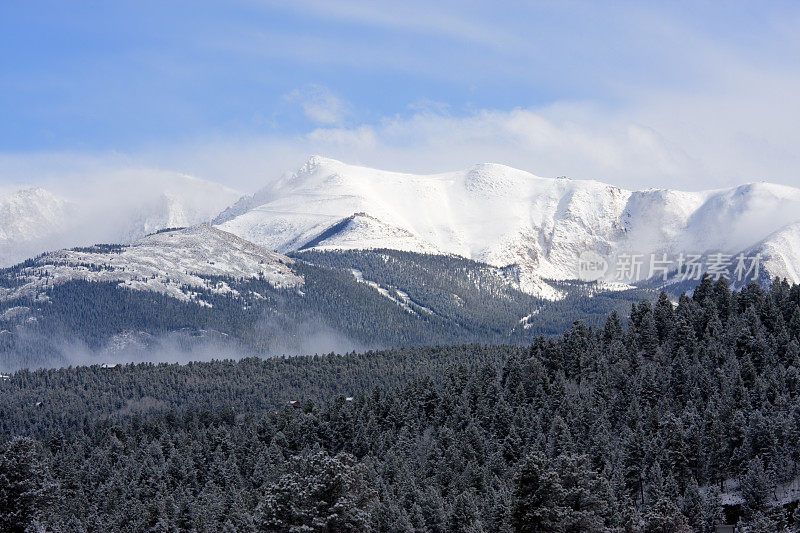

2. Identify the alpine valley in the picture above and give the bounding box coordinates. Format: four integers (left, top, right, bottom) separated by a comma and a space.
2, 156, 800, 371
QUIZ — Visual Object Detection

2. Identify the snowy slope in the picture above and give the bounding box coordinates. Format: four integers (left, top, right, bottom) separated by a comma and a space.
218, 156, 800, 287
0, 188, 75, 267
0, 187, 71, 243
0, 172, 242, 268
6, 157, 799, 302
297, 212, 442, 254
0, 225, 301, 304
745, 222, 800, 284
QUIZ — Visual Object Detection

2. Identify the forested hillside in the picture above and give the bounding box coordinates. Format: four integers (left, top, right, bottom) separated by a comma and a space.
0, 249, 651, 371
3, 276, 800, 531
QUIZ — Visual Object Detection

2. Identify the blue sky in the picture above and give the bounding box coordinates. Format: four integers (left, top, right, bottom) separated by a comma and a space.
2, 1, 800, 190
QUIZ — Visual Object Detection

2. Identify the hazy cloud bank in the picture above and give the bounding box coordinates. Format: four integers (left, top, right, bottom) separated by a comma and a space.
1, 315, 368, 373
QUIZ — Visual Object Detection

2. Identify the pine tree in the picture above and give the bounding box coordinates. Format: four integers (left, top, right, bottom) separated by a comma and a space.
692, 274, 715, 304
603, 311, 624, 343
654, 292, 675, 344
680, 478, 702, 530
0, 437, 57, 533
740, 457, 774, 521
698, 485, 723, 533
448, 491, 484, 532
642, 494, 692, 533
556, 454, 613, 532
511, 453, 567, 532
255, 450, 376, 532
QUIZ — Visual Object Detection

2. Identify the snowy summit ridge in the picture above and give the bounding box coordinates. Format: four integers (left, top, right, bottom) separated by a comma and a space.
217, 156, 800, 286
1, 225, 301, 305
5, 156, 800, 299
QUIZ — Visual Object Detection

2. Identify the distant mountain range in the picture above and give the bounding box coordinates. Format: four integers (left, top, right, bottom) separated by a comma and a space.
216, 156, 800, 289
2, 156, 799, 369
0, 171, 241, 267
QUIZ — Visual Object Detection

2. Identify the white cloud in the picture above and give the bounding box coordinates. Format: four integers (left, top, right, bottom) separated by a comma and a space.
5, 3, 798, 194
275, 97, 798, 191
4, 88, 799, 196
4, 26, 800, 195
284, 84, 346, 125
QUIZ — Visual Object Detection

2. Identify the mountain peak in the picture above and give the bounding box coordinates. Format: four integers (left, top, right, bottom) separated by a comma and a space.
215, 158, 800, 284
0, 186, 71, 256
299, 155, 344, 174
0, 186, 62, 204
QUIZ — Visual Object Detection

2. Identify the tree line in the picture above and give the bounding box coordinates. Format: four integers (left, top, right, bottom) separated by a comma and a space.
3, 276, 800, 530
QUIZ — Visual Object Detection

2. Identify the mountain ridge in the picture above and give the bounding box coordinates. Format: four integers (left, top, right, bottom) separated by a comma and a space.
4, 156, 800, 291
0, 172, 242, 268
217, 156, 800, 286
0, 225, 300, 305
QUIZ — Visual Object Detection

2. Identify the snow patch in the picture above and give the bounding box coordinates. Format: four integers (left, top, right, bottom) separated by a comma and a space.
350, 269, 417, 314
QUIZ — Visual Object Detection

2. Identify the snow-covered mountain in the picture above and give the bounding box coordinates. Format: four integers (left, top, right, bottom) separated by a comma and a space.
217, 156, 800, 287
746, 223, 800, 284
0, 171, 242, 267
1, 225, 300, 304
296, 212, 442, 254
0, 187, 75, 267
5, 156, 800, 299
